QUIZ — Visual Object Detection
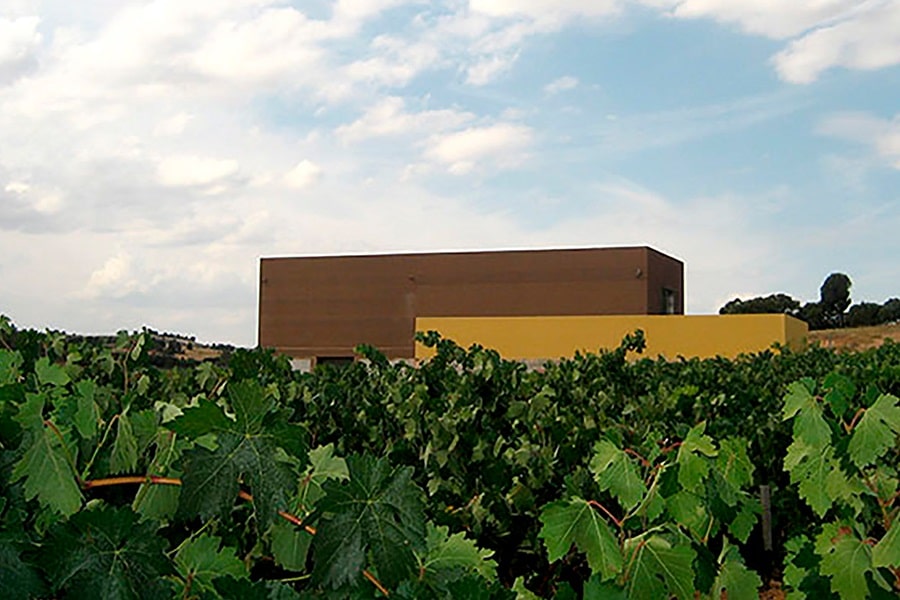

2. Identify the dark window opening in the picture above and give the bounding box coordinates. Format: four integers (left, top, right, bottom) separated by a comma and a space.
315, 356, 354, 369
662, 288, 677, 314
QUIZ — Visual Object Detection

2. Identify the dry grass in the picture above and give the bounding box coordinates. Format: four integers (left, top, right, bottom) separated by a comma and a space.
807, 322, 900, 351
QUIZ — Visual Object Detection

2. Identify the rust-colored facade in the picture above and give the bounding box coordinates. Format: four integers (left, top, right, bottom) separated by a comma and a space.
258, 247, 683, 359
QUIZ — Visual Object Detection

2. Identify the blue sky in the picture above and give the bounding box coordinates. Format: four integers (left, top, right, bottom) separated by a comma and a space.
0, 0, 898, 345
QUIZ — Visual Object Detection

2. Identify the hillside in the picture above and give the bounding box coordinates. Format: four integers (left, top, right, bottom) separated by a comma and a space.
807, 322, 900, 351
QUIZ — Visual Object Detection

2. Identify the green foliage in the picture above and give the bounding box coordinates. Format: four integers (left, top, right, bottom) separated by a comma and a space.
174, 533, 249, 596
719, 293, 800, 316
1, 317, 900, 597
40, 506, 173, 600
12, 395, 84, 516
312, 454, 426, 589
171, 380, 307, 528
820, 273, 852, 326
538, 498, 622, 579
782, 375, 900, 598
0, 537, 47, 600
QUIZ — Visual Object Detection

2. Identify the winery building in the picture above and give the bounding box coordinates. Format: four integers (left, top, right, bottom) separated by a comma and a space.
257, 246, 806, 363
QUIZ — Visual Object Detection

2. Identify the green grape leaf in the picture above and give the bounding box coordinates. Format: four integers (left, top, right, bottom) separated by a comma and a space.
110, 413, 139, 474
213, 576, 301, 600
589, 440, 647, 511
783, 382, 830, 448
308, 444, 348, 480
783, 380, 815, 419
270, 522, 313, 571
129, 333, 145, 362
444, 575, 517, 600
538, 498, 622, 580
728, 498, 760, 544
132, 431, 182, 520
785, 445, 850, 517
716, 437, 754, 492
823, 372, 855, 418
174, 380, 307, 528
583, 575, 627, 599
511, 576, 541, 599
783, 535, 813, 599
848, 394, 900, 468
872, 523, 900, 568
167, 399, 233, 439
665, 491, 710, 541
229, 379, 275, 434
130, 409, 160, 451
419, 524, 497, 580
0, 538, 47, 600
175, 533, 248, 595
12, 396, 83, 516
623, 534, 695, 600
34, 357, 69, 387
816, 523, 876, 600
0, 350, 23, 385
312, 454, 426, 589
40, 506, 172, 600
711, 544, 762, 600
73, 380, 99, 440
676, 422, 717, 492
177, 431, 297, 529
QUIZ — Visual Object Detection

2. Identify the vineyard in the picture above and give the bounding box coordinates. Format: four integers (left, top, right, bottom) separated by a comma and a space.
0, 316, 898, 599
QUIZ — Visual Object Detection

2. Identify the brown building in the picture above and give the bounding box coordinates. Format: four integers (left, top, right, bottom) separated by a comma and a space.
258, 246, 683, 360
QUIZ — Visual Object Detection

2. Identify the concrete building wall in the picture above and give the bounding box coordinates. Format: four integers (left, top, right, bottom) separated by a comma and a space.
258, 247, 683, 359
414, 314, 808, 361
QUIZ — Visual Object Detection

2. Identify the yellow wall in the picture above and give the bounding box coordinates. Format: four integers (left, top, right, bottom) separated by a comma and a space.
415, 315, 808, 361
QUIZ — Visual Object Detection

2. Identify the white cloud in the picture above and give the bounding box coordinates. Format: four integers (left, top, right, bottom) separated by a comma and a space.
469, 0, 623, 27
189, 7, 325, 85
83, 252, 140, 299
425, 123, 533, 174
284, 160, 323, 189
343, 35, 441, 88
157, 155, 240, 188
333, 0, 420, 21
645, 0, 900, 83
335, 96, 475, 142
0, 16, 41, 82
154, 113, 194, 136
644, 0, 855, 39
773, 2, 900, 84
465, 53, 518, 85
544, 75, 578, 94
4, 181, 30, 194
2, 180, 64, 216
818, 112, 900, 169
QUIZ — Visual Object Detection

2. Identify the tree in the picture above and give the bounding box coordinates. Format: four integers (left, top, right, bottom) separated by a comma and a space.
799, 302, 827, 330
819, 273, 851, 328
718, 293, 800, 315
846, 302, 881, 328
877, 298, 900, 324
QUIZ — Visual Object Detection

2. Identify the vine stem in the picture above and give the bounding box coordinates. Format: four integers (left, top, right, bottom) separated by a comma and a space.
861, 471, 895, 530
82, 475, 182, 489
844, 407, 866, 433
81, 475, 388, 595
363, 569, 391, 596
659, 441, 682, 454
587, 499, 623, 528
236, 490, 317, 536
623, 448, 650, 468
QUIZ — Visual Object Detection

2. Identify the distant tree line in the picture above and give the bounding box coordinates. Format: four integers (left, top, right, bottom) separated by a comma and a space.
719, 272, 900, 330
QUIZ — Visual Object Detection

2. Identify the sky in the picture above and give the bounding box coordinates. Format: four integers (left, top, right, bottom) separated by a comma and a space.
1, 0, 898, 346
